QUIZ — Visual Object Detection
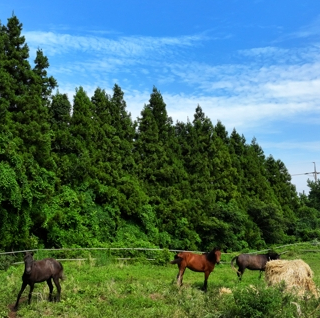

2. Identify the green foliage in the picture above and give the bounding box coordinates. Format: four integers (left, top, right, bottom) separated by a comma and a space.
113, 221, 154, 251
295, 206, 320, 240
307, 179, 320, 211
0, 252, 14, 270
154, 248, 172, 266
0, 161, 22, 208
247, 199, 286, 244
232, 283, 296, 318
201, 200, 249, 251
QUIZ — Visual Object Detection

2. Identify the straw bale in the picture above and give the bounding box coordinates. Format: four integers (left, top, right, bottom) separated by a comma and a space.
265, 259, 318, 297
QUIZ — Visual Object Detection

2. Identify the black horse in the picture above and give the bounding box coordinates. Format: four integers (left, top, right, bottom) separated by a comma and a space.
14, 252, 64, 311
231, 252, 280, 281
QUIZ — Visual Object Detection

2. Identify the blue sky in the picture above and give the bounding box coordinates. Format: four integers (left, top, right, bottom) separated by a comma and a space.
1, 0, 320, 194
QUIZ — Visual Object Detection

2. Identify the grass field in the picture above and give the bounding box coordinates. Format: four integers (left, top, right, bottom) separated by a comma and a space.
1, 245, 320, 317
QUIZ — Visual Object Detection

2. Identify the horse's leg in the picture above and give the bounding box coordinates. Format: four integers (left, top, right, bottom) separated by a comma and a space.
177, 264, 186, 287
53, 276, 62, 302
203, 271, 211, 292
47, 279, 54, 301
238, 267, 244, 281
14, 281, 28, 311
28, 283, 34, 305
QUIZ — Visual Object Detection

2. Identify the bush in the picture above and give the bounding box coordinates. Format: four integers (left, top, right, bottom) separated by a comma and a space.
0, 252, 14, 270
154, 248, 172, 266
231, 283, 295, 318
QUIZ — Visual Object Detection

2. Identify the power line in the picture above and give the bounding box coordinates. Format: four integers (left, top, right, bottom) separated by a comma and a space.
291, 162, 319, 182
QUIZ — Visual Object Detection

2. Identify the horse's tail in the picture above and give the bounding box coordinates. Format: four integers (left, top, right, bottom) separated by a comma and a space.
170, 254, 182, 265
58, 261, 65, 280
230, 255, 238, 273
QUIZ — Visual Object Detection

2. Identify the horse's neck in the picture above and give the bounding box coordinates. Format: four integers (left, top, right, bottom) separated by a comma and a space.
206, 251, 216, 262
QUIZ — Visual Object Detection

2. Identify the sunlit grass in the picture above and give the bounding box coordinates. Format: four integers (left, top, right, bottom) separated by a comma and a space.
1, 247, 320, 317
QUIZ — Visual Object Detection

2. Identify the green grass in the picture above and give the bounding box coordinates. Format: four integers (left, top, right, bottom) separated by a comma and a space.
1, 246, 320, 317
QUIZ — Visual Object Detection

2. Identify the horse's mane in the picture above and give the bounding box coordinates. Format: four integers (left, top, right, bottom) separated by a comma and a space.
266, 252, 279, 257
205, 248, 219, 262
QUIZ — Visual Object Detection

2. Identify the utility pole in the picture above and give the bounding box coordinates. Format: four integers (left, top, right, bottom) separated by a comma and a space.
313, 162, 318, 182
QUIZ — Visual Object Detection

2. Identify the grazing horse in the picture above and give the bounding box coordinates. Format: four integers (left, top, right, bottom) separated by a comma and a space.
231, 252, 280, 281
14, 252, 64, 311
170, 247, 221, 291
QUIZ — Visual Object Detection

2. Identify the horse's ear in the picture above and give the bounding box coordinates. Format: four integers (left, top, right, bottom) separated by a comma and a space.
25, 251, 34, 256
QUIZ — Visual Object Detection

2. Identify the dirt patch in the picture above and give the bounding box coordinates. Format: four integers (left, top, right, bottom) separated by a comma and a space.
149, 293, 163, 300
7, 296, 28, 318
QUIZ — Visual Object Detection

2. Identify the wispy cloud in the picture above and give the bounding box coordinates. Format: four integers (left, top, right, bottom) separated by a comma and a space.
24, 29, 320, 138
24, 31, 205, 57
292, 15, 320, 38
263, 141, 320, 152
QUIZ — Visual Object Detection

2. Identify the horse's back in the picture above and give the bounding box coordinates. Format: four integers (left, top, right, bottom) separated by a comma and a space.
184, 253, 213, 272
32, 258, 63, 281
237, 254, 268, 270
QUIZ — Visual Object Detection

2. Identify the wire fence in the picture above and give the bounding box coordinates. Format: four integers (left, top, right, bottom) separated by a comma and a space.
1, 240, 319, 267
0, 247, 195, 256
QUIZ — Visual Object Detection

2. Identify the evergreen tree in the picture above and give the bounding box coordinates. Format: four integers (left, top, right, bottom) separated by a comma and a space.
110, 84, 135, 171
90, 87, 114, 193
49, 92, 72, 186
242, 138, 273, 202
69, 87, 96, 187
265, 155, 298, 236
0, 15, 57, 249
33, 49, 57, 105
0, 15, 31, 111
229, 128, 247, 205
307, 179, 320, 211
147, 86, 172, 140
134, 88, 197, 248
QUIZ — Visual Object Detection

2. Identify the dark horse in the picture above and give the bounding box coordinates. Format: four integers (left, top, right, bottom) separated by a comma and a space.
170, 247, 221, 291
14, 252, 64, 311
231, 252, 280, 281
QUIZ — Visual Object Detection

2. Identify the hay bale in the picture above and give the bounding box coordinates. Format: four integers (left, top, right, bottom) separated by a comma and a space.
219, 287, 232, 295
265, 259, 318, 297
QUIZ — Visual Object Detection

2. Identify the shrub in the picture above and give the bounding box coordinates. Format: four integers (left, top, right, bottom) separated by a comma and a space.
154, 248, 172, 266
0, 252, 14, 270
231, 283, 295, 318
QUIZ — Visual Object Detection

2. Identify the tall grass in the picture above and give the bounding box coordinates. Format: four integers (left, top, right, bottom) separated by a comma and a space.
1, 246, 320, 317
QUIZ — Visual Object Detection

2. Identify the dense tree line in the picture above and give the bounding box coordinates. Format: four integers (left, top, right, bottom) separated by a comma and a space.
1, 15, 320, 252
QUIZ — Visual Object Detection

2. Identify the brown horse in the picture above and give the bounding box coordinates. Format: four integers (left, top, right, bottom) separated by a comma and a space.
14, 252, 64, 311
170, 247, 221, 291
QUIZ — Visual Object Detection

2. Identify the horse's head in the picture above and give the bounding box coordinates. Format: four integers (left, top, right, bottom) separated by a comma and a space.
24, 252, 34, 274
208, 247, 221, 264
214, 248, 221, 264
